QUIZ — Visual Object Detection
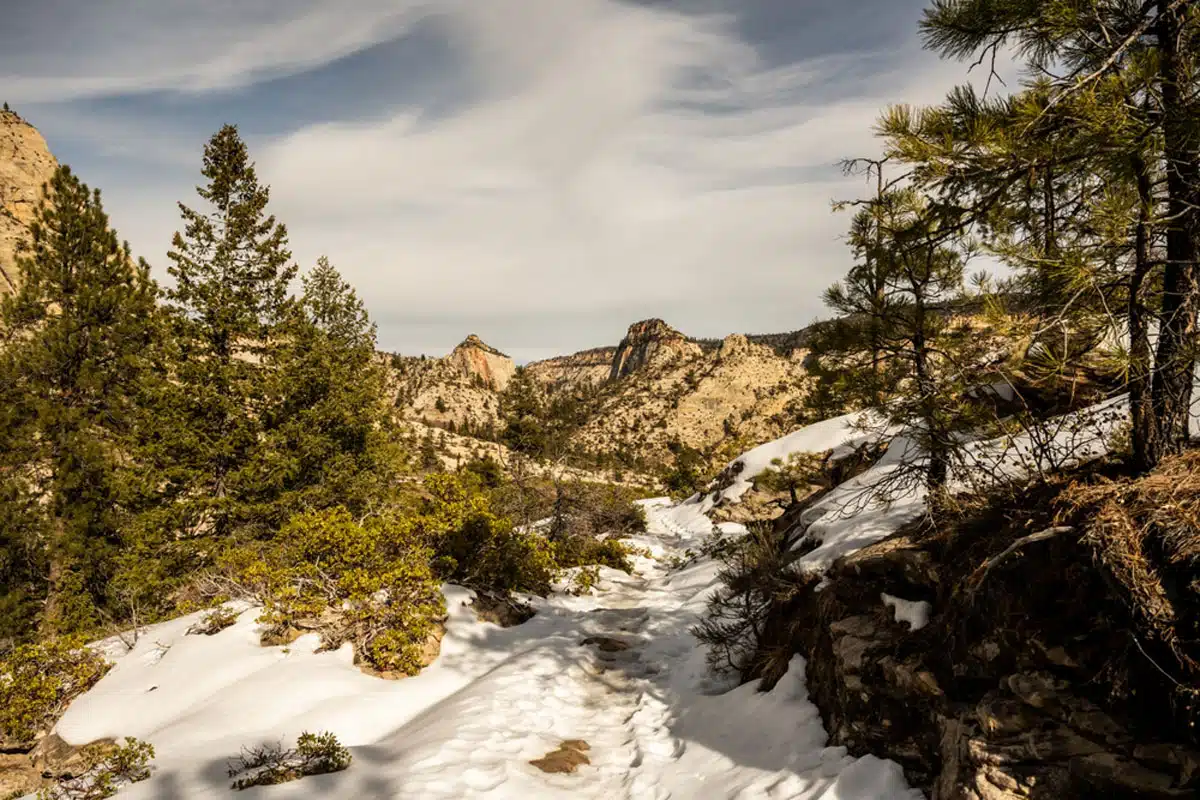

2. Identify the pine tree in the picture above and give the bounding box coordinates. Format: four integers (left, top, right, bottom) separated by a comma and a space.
919, 0, 1200, 466
256, 256, 395, 522
163, 125, 297, 541
500, 367, 547, 457
816, 184, 991, 492
0, 166, 162, 637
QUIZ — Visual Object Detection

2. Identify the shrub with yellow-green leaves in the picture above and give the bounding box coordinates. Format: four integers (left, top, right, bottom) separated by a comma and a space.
37, 737, 155, 800
0, 638, 110, 745
412, 474, 558, 596
221, 507, 446, 676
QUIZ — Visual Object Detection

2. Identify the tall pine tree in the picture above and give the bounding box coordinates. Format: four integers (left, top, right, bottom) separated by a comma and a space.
163, 124, 297, 541
255, 256, 396, 522
0, 166, 162, 638
919, 0, 1200, 466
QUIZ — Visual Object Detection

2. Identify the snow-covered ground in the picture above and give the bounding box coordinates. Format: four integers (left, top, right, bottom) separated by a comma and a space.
46, 388, 1199, 799
52, 498, 920, 800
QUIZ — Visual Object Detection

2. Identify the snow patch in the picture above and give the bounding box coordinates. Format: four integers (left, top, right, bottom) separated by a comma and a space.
882, 593, 932, 632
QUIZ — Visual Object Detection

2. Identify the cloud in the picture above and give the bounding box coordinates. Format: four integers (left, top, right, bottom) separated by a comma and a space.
0, 0, 437, 102
246, 0, 1001, 351
9, 0, 1015, 357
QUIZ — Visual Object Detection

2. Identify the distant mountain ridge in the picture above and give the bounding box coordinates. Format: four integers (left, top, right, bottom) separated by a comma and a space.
386, 318, 816, 470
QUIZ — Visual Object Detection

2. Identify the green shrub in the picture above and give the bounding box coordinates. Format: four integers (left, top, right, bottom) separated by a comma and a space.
186, 606, 239, 636
554, 536, 634, 573
750, 452, 823, 503
414, 474, 557, 596
692, 523, 800, 679
221, 507, 445, 676
37, 738, 155, 800
0, 639, 110, 744
227, 730, 351, 790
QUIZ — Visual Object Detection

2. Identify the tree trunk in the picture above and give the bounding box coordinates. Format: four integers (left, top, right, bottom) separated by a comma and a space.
1130, 153, 1157, 470
1149, 1, 1200, 465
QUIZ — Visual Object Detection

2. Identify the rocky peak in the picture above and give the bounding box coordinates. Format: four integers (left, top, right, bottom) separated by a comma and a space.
609, 319, 701, 380
0, 109, 58, 295
449, 334, 515, 391
717, 333, 752, 362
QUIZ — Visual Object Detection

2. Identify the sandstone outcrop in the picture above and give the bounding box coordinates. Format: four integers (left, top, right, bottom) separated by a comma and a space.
0, 108, 58, 295
608, 318, 702, 380
448, 334, 515, 392
744, 460, 1200, 800
525, 346, 615, 389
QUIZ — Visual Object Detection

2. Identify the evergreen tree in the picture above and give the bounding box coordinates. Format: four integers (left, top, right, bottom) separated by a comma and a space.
919, 0, 1200, 466
500, 367, 547, 456
162, 125, 297, 541
0, 166, 162, 637
817, 184, 990, 492
255, 256, 395, 522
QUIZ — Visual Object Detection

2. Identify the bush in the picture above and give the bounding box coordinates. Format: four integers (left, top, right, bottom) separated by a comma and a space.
186, 606, 239, 636
692, 524, 802, 679
414, 474, 557, 596
221, 507, 446, 676
663, 444, 709, 500
554, 536, 634, 573
0, 639, 110, 744
37, 738, 154, 800
227, 730, 351, 790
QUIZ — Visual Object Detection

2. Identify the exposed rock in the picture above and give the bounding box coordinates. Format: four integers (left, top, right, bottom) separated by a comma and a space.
608, 319, 701, 380
756, 470, 1200, 800
529, 740, 590, 774
716, 333, 752, 362
31, 734, 117, 779
0, 109, 58, 296
1070, 753, 1189, 798
580, 636, 632, 652
526, 346, 615, 390
448, 334, 515, 391
0, 753, 43, 798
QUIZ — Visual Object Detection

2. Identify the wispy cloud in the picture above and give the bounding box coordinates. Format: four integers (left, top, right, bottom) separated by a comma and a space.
3, 0, 1009, 358
1, 0, 436, 102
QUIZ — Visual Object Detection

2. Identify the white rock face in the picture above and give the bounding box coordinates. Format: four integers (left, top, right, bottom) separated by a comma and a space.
0, 109, 59, 295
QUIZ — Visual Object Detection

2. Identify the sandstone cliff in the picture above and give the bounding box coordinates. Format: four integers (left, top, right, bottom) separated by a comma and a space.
388, 335, 515, 436
0, 109, 58, 295
388, 318, 815, 472
525, 347, 616, 390
608, 318, 702, 380
448, 334, 515, 391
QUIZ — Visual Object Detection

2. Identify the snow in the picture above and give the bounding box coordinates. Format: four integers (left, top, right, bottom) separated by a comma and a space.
45, 389, 1200, 800
48, 504, 922, 800
707, 411, 889, 505
881, 594, 931, 632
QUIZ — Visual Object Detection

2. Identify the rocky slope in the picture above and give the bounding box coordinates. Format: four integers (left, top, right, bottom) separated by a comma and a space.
525, 347, 615, 390
607, 318, 702, 380
388, 335, 515, 436
389, 319, 815, 471
0, 108, 58, 295
741, 452, 1200, 799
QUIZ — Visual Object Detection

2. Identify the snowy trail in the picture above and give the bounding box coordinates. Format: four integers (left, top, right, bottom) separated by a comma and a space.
55, 501, 920, 799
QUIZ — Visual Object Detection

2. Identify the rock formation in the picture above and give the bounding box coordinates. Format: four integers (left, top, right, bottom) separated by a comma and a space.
0, 108, 58, 295
525, 347, 616, 390
387, 319, 815, 471
448, 334, 515, 392
608, 318, 702, 380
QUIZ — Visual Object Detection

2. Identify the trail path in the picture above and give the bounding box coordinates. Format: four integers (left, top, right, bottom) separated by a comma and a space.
56, 501, 919, 799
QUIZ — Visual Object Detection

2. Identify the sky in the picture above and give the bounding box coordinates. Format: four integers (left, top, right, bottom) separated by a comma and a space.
1, 0, 1013, 363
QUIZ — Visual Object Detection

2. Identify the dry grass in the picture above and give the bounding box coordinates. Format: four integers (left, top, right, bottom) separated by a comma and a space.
1063, 449, 1200, 677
